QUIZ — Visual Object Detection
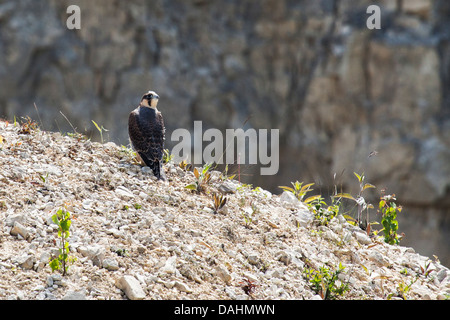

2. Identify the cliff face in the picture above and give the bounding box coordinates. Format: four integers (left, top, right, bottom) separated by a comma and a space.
0, 1, 449, 264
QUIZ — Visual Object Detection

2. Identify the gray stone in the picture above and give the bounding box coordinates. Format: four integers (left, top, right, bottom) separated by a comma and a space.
437, 269, 448, 282
161, 255, 177, 274
15, 254, 35, 270
78, 245, 105, 267
215, 266, 232, 284
367, 250, 390, 267
218, 182, 237, 194
102, 258, 119, 271
355, 232, 372, 245
5, 214, 24, 227
115, 275, 146, 300
293, 210, 314, 228
276, 251, 292, 266
63, 290, 87, 300
280, 191, 299, 209
10, 221, 30, 240
115, 186, 134, 199
47, 274, 63, 287
174, 281, 193, 293
247, 253, 259, 265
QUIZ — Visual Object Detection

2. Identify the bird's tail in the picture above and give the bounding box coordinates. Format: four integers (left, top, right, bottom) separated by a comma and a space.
139, 153, 166, 181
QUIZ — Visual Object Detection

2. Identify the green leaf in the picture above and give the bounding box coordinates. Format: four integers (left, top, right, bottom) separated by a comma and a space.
51, 214, 60, 225
91, 120, 101, 133
360, 264, 369, 275
334, 193, 356, 201
304, 194, 322, 204
278, 186, 294, 193
300, 183, 315, 192
185, 183, 198, 190
363, 183, 376, 191
343, 214, 356, 222
49, 259, 60, 272
193, 167, 200, 179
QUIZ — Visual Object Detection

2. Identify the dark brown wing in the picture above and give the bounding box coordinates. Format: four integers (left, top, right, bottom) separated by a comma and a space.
128, 106, 166, 180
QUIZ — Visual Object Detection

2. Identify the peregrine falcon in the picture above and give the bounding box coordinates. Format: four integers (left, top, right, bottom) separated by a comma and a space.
128, 91, 166, 180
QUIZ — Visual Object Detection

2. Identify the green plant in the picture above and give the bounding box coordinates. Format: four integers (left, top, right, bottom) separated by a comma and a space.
239, 277, 258, 296
303, 263, 349, 300
333, 172, 376, 230
241, 209, 253, 228
185, 163, 212, 193
49, 208, 76, 276
378, 194, 402, 245
241, 200, 260, 228
308, 196, 340, 226
179, 159, 192, 171
222, 164, 236, 181
67, 131, 88, 142
420, 260, 435, 278
212, 193, 227, 214
91, 120, 109, 144
388, 276, 418, 300
18, 116, 38, 134
279, 181, 317, 202
39, 172, 49, 183
120, 144, 136, 157
162, 149, 173, 164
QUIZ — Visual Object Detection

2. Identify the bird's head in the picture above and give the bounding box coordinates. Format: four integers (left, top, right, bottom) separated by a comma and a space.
140, 91, 160, 109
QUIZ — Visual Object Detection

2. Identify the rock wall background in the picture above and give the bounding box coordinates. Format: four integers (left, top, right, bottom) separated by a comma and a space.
0, 0, 449, 265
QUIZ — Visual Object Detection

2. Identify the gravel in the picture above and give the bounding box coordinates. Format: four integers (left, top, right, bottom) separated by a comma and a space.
0, 119, 449, 300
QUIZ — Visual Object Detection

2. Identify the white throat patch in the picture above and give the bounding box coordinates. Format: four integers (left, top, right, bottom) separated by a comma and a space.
141, 98, 159, 109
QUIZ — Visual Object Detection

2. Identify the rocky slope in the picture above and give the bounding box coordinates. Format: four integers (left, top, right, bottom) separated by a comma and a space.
0, 119, 449, 300
1, 0, 449, 266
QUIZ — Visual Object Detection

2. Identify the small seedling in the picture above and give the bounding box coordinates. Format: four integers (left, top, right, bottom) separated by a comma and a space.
239, 277, 258, 297
185, 163, 212, 193
307, 196, 340, 226
18, 116, 38, 134
279, 181, 316, 202
162, 149, 173, 164
388, 276, 418, 300
179, 159, 192, 171
91, 120, 109, 144
39, 173, 49, 183
49, 208, 76, 276
212, 193, 227, 214
120, 145, 136, 158
222, 164, 236, 181
241, 210, 253, 228
420, 260, 435, 278
378, 193, 402, 245
333, 172, 375, 229
303, 263, 349, 300
67, 131, 88, 142
112, 247, 128, 257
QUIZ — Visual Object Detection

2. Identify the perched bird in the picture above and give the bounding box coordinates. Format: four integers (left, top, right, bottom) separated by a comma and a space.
128, 91, 166, 180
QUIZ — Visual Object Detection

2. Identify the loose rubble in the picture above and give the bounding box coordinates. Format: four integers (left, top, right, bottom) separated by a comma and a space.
0, 119, 449, 300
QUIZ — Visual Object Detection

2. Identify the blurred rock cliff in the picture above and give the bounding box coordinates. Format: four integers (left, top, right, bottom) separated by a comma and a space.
0, 0, 449, 265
